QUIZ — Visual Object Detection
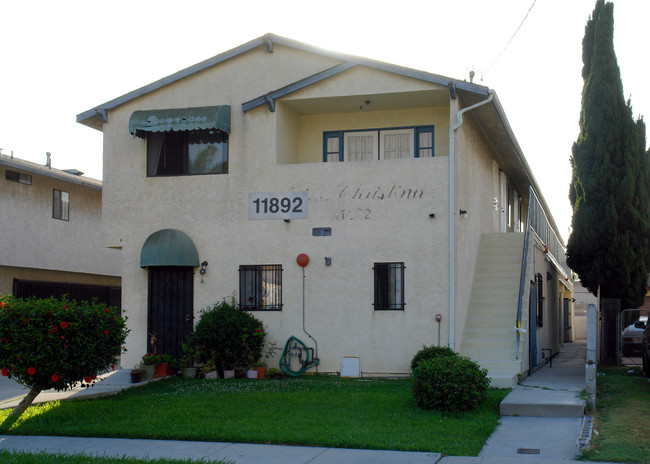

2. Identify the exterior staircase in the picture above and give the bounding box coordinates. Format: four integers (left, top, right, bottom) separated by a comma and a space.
460, 233, 525, 388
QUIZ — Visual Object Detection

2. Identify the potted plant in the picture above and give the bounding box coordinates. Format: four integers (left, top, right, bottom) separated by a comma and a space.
161, 354, 177, 376
266, 367, 283, 380
254, 341, 280, 379
140, 353, 161, 380
203, 359, 218, 379
130, 368, 144, 383
180, 343, 197, 379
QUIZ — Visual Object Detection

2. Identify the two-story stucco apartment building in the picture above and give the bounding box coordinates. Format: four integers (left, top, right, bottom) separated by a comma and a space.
77, 34, 573, 386
0, 153, 121, 305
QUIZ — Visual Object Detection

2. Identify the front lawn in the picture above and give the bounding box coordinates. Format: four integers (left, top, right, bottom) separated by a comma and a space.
580, 367, 650, 463
0, 450, 233, 464
0, 376, 508, 456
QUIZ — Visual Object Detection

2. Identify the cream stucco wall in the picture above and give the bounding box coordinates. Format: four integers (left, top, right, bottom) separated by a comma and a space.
0, 162, 121, 291
101, 44, 457, 371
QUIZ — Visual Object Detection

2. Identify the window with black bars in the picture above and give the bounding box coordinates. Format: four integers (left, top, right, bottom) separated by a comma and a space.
373, 262, 405, 310
239, 265, 282, 311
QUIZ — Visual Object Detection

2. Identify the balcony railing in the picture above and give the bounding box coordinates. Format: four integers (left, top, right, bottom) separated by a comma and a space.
515, 186, 569, 358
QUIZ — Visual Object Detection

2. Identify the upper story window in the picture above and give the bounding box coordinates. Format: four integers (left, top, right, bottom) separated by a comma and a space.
147, 129, 228, 177
52, 189, 69, 221
323, 126, 433, 162
5, 170, 32, 185
129, 106, 231, 178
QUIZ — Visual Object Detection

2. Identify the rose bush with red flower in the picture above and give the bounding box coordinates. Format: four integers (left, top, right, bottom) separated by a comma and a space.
0, 294, 128, 422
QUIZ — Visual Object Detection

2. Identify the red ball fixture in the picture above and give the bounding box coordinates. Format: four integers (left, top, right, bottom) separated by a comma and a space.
296, 253, 309, 267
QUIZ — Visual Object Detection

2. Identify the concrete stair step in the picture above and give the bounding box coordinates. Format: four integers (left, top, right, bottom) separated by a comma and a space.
464, 327, 516, 339
487, 373, 519, 389
500, 388, 586, 417
462, 338, 516, 351
461, 348, 516, 361
464, 317, 514, 330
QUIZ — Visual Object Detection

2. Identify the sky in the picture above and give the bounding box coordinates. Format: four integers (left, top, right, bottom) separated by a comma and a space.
1, 0, 648, 243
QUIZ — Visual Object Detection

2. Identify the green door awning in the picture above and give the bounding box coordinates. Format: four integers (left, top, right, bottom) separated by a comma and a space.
140, 229, 200, 268
129, 106, 231, 138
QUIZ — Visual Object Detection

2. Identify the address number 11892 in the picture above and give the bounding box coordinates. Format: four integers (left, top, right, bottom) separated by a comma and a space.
248, 192, 308, 220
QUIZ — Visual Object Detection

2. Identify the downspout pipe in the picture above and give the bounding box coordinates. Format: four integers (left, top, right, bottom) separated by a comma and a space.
448, 90, 494, 351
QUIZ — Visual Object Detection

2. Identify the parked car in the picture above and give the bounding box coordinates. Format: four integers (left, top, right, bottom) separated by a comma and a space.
622, 316, 647, 356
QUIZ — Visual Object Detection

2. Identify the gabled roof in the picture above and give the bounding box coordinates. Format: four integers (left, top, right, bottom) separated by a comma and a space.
76, 33, 489, 130
75, 33, 564, 247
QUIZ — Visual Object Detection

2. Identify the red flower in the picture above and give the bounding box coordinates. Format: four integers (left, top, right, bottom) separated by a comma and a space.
27, 367, 36, 375
1, 337, 8, 343
103, 308, 110, 313
22, 318, 29, 325
51, 374, 59, 382
111, 364, 115, 370
0, 301, 5, 308
60, 321, 69, 329
103, 330, 109, 335
1, 369, 8, 376
60, 336, 65, 340
84, 376, 92, 383
63, 305, 68, 309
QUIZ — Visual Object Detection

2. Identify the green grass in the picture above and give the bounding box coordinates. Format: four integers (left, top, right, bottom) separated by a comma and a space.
0, 450, 233, 464
0, 376, 509, 456
580, 367, 650, 463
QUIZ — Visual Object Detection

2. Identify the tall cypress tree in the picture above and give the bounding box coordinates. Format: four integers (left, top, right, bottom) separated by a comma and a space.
568, 0, 649, 309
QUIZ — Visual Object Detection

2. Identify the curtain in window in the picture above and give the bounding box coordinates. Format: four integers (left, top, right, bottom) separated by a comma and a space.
347, 135, 375, 161
383, 133, 411, 159
326, 137, 341, 162
418, 131, 433, 158
147, 133, 165, 176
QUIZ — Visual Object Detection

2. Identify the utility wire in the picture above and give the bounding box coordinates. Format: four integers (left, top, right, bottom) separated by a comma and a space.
485, 0, 538, 76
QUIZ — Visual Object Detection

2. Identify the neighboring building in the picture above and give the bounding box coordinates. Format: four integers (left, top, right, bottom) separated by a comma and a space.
77, 34, 572, 386
0, 153, 121, 306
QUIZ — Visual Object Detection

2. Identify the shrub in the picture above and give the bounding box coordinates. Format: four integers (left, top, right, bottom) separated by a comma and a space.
190, 298, 264, 375
411, 356, 490, 411
410, 345, 457, 371
0, 294, 128, 423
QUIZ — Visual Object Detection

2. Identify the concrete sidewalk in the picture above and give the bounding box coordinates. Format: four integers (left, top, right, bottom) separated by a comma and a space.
0, 341, 616, 464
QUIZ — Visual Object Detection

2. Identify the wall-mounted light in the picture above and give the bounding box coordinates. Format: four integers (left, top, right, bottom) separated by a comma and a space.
199, 261, 208, 283
459, 209, 468, 219
284, 219, 291, 223
429, 213, 436, 218
325, 257, 332, 266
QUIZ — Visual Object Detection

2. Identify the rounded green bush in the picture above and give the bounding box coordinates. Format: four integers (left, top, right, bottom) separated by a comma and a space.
191, 299, 264, 374
411, 356, 490, 411
410, 345, 457, 371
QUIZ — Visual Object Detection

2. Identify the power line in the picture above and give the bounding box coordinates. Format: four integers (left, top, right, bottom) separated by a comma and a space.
485, 0, 538, 76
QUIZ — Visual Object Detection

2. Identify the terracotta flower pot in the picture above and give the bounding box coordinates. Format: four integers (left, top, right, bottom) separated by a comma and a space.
154, 362, 168, 378
253, 367, 267, 379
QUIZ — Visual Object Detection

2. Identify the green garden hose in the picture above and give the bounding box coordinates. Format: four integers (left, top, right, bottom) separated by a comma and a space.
279, 335, 320, 376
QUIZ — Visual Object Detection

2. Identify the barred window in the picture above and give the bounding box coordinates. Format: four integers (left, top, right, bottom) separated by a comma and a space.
373, 262, 405, 310
239, 264, 282, 311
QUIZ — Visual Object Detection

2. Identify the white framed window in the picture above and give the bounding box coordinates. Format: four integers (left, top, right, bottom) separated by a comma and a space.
324, 126, 433, 162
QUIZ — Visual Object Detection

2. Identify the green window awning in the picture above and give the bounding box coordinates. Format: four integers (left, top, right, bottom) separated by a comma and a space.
129, 105, 230, 138
140, 229, 200, 268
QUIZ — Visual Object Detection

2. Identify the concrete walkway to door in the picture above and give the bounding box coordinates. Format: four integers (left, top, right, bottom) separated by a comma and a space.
479, 340, 591, 460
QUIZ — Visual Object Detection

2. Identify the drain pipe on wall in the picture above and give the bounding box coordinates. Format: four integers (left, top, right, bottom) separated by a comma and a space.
448, 89, 494, 351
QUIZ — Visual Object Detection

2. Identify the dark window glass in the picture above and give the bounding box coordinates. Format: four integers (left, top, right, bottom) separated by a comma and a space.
53, 189, 69, 221
147, 129, 228, 177
6, 170, 32, 185
374, 262, 405, 310
239, 265, 283, 311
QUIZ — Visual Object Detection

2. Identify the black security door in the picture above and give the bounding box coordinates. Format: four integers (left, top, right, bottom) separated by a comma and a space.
147, 266, 194, 360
